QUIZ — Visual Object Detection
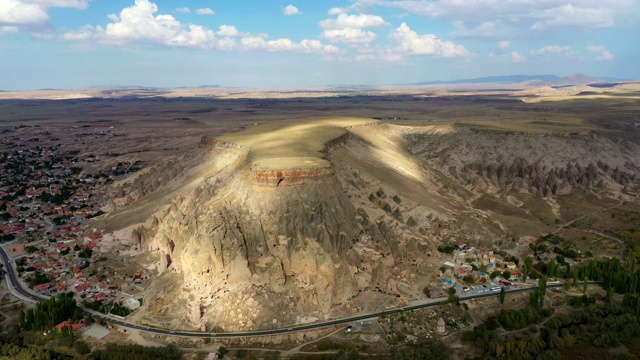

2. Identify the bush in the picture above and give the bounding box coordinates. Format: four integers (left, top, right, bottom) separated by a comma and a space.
437, 245, 456, 254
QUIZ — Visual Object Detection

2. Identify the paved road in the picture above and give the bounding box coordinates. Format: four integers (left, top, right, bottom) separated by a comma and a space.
0, 244, 565, 338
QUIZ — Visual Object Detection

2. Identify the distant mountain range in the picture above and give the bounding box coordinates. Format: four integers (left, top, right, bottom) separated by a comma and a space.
410, 73, 629, 86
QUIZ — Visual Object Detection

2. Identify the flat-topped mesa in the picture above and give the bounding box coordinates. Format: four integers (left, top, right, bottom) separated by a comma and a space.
251, 158, 334, 187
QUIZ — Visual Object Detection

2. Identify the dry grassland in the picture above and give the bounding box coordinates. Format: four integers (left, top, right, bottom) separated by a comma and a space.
220, 117, 374, 169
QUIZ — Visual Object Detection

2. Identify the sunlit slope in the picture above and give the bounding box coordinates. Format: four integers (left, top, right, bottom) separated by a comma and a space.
219, 117, 375, 170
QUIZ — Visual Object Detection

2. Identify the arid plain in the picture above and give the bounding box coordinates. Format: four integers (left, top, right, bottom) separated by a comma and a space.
1, 82, 639, 358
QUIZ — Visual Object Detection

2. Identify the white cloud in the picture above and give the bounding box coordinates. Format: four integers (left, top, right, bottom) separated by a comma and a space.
59, 24, 94, 41
511, 51, 525, 63
531, 45, 574, 57
283, 5, 301, 16
57, 0, 339, 55
195, 8, 215, 15
328, 7, 348, 15
90, 0, 215, 47
498, 41, 511, 49
361, 0, 633, 31
57, 0, 219, 48
320, 13, 387, 29
322, 28, 377, 44
175, 7, 190, 13
389, 22, 469, 57
319, 13, 387, 44
216, 25, 241, 37
587, 45, 615, 60
531, 4, 614, 30
29, 0, 88, 7
0, 0, 48, 26
0, 0, 88, 27
240, 36, 340, 54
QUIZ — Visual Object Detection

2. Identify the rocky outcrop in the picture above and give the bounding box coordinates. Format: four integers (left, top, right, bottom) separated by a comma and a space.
406, 128, 640, 197
136, 126, 419, 331
460, 158, 635, 196
252, 167, 334, 187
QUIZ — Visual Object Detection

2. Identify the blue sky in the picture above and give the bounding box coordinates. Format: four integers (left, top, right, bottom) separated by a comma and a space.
1, 0, 638, 90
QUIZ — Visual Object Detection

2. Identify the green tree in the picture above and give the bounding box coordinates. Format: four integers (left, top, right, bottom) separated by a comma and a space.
502, 270, 511, 280
500, 287, 506, 304
539, 276, 547, 296
605, 287, 614, 303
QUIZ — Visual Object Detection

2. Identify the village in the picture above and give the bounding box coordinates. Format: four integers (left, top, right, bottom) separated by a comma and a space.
0, 123, 146, 319
432, 243, 527, 300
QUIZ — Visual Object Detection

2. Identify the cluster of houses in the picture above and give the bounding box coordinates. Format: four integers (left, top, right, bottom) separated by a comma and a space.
18, 233, 114, 299
0, 135, 142, 309
439, 244, 524, 291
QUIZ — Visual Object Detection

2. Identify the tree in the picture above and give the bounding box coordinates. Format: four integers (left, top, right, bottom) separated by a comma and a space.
539, 276, 547, 296
500, 287, 506, 304
502, 270, 511, 280
218, 346, 228, 358
523, 256, 532, 282
605, 287, 614, 303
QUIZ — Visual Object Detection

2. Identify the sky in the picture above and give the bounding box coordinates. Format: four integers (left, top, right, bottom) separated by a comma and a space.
0, 0, 638, 90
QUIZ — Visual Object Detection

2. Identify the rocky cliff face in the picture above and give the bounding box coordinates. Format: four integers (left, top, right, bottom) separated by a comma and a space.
252, 167, 335, 187
137, 133, 409, 331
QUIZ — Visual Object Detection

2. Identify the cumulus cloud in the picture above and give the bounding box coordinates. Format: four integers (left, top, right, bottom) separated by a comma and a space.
57, 0, 338, 55
531, 45, 574, 57
175, 7, 190, 13
320, 13, 387, 29
319, 13, 387, 44
0, 0, 88, 27
587, 45, 614, 60
328, 7, 348, 15
216, 25, 241, 37
511, 51, 525, 63
195, 8, 215, 15
283, 5, 301, 16
389, 22, 469, 57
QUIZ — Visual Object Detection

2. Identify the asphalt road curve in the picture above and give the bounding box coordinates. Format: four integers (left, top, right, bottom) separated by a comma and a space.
0, 246, 567, 338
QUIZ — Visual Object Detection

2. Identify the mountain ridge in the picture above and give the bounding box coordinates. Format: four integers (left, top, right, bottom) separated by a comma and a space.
410, 73, 627, 86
